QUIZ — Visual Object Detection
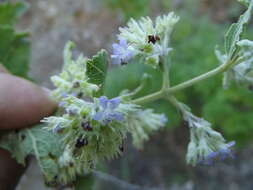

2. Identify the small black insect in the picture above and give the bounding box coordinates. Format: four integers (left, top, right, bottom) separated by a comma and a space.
75, 137, 88, 148
148, 35, 160, 44
121, 61, 128, 66
21, 134, 26, 140
77, 92, 83, 98
73, 81, 80, 88
48, 152, 56, 160
119, 145, 124, 152
81, 121, 93, 131
88, 160, 95, 169
69, 162, 74, 167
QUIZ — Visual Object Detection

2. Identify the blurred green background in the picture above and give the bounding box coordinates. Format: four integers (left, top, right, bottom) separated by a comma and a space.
2, 0, 253, 189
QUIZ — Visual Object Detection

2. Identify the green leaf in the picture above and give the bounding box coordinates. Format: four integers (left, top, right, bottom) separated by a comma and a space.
0, 26, 30, 78
0, 2, 28, 26
0, 2, 30, 78
87, 50, 109, 97
224, 0, 253, 58
0, 125, 64, 182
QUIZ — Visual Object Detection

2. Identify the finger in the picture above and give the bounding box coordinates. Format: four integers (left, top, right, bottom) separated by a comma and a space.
0, 148, 27, 190
0, 73, 57, 129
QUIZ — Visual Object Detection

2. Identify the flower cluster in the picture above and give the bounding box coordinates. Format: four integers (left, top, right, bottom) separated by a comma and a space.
199, 141, 236, 165
184, 111, 235, 166
112, 12, 179, 67
51, 42, 99, 101
233, 40, 253, 85
217, 39, 253, 88
38, 42, 168, 185
126, 109, 167, 148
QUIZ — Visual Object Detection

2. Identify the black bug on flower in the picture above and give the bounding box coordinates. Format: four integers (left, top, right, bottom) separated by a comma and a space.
21, 134, 26, 141
77, 92, 83, 98
69, 162, 74, 167
81, 121, 93, 131
75, 136, 88, 148
72, 81, 80, 88
148, 35, 160, 44
119, 144, 124, 152
121, 61, 128, 66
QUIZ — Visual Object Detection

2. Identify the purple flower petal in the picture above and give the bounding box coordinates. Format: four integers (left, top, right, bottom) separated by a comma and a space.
227, 141, 236, 148
198, 141, 236, 165
61, 92, 68, 98
112, 44, 121, 54
93, 111, 104, 121
111, 37, 135, 65
119, 38, 128, 47
108, 112, 124, 121
207, 151, 219, 160
59, 101, 66, 107
219, 141, 236, 160
109, 97, 121, 109
99, 96, 108, 109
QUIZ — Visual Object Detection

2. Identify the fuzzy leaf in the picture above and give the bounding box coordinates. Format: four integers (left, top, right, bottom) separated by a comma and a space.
0, 2, 28, 26
0, 125, 64, 182
87, 50, 109, 97
224, 0, 253, 58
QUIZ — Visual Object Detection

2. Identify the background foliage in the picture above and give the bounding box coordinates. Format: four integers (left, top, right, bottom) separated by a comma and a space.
0, 2, 30, 78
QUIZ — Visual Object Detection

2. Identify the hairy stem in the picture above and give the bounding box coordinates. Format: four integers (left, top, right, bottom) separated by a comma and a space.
161, 55, 171, 90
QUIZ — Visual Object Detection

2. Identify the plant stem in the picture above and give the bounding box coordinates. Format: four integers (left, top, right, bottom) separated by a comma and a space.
162, 55, 170, 89
132, 60, 233, 105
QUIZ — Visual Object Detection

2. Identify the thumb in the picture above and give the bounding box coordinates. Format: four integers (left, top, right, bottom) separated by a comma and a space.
0, 65, 57, 129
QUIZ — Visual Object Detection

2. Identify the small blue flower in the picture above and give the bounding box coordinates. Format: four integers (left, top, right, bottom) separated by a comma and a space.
111, 37, 135, 65
200, 141, 236, 165
59, 101, 67, 107
93, 96, 124, 125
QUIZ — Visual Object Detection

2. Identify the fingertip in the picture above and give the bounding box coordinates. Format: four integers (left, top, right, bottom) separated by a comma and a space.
0, 74, 57, 129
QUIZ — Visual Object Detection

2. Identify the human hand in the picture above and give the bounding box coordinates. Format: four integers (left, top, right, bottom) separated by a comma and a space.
0, 64, 57, 190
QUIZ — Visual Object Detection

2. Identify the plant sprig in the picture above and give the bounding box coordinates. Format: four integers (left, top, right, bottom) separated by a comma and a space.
1, 0, 253, 188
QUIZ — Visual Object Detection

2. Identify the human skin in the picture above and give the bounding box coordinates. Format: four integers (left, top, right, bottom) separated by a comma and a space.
0, 64, 57, 190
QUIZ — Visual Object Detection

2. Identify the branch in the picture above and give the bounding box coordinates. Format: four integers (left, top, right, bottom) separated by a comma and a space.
132, 59, 235, 105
